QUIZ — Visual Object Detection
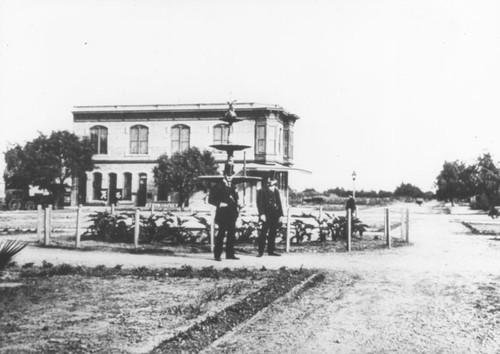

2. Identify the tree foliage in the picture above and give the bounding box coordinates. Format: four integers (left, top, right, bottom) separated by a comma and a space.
474, 153, 500, 208
435, 153, 500, 211
152, 147, 218, 207
393, 183, 424, 199
4, 131, 94, 208
435, 160, 469, 205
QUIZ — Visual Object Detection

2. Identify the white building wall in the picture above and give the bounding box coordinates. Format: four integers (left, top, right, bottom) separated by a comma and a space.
72, 105, 295, 206
74, 118, 262, 164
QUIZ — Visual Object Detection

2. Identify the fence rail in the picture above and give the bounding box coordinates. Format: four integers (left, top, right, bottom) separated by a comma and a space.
0, 205, 410, 251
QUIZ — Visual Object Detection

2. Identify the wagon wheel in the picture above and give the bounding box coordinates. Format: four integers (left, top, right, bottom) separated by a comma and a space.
8, 198, 22, 211
25, 201, 36, 210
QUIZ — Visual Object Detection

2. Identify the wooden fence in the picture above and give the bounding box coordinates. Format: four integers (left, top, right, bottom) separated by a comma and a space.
21, 205, 410, 252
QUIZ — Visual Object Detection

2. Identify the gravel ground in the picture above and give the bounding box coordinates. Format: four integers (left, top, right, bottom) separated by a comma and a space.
202, 203, 500, 353
4, 202, 500, 353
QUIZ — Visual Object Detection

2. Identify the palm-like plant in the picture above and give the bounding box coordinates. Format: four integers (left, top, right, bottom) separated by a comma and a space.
0, 240, 27, 275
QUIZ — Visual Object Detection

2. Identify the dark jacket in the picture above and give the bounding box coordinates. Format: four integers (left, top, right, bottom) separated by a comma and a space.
257, 187, 283, 219
345, 197, 356, 213
209, 181, 239, 226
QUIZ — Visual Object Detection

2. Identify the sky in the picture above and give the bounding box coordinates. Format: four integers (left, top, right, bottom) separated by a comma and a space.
1, 0, 500, 193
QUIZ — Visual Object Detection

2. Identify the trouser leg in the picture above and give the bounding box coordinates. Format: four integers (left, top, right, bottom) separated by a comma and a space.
225, 223, 236, 257
267, 217, 279, 254
214, 225, 226, 258
258, 221, 269, 254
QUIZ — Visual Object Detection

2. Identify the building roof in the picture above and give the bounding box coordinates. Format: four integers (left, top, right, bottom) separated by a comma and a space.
72, 102, 300, 122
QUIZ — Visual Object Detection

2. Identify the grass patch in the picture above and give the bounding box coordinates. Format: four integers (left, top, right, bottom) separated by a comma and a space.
151, 268, 322, 353
0, 264, 319, 353
461, 221, 500, 236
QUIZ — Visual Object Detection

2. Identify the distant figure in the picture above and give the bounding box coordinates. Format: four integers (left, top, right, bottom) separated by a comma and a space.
208, 164, 240, 261
256, 175, 283, 257
345, 196, 356, 216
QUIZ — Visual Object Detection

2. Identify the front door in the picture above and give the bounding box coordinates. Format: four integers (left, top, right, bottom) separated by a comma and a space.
137, 174, 147, 207
109, 173, 117, 205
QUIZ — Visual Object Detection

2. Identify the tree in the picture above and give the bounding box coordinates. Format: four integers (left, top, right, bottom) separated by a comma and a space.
323, 187, 348, 198
393, 183, 424, 199
473, 153, 500, 210
302, 188, 320, 197
153, 147, 218, 208
377, 190, 393, 198
4, 144, 31, 190
4, 131, 94, 208
435, 160, 469, 205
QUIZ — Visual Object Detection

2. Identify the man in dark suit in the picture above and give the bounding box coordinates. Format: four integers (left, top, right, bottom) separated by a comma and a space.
208, 164, 240, 261
256, 174, 283, 257
345, 195, 356, 216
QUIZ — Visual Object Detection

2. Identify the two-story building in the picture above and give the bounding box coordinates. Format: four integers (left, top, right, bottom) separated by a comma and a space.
71, 102, 299, 207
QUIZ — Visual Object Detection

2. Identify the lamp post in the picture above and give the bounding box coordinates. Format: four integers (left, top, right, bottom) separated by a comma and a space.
352, 171, 357, 199
352, 170, 357, 217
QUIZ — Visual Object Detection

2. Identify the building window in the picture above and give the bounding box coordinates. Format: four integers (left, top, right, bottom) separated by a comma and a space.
268, 126, 277, 154
130, 125, 148, 154
213, 124, 230, 145
171, 124, 190, 153
123, 173, 132, 201
90, 126, 108, 154
284, 128, 294, 159
256, 125, 265, 154
92, 172, 102, 200
278, 127, 282, 155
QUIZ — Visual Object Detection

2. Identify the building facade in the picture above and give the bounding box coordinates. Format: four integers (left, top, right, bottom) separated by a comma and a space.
72, 102, 299, 207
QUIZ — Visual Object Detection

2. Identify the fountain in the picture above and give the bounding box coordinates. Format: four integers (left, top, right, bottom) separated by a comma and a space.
199, 101, 261, 185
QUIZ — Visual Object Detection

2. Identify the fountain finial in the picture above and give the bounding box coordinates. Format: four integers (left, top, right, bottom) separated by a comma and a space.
221, 100, 243, 124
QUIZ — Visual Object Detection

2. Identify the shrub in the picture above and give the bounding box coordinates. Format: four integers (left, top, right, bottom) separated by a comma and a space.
290, 219, 314, 244
329, 216, 368, 241
155, 212, 192, 244
0, 240, 27, 275
87, 211, 134, 242
236, 219, 260, 244
191, 212, 212, 243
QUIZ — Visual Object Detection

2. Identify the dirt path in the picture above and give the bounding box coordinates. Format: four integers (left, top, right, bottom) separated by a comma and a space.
202, 204, 500, 353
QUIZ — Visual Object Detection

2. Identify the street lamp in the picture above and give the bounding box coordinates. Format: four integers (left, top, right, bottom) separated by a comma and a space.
352, 171, 357, 199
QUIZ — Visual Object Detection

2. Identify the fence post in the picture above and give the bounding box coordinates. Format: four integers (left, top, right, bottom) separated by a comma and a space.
151, 203, 155, 215
286, 207, 291, 253
400, 208, 405, 240
44, 204, 52, 246
347, 208, 352, 252
111, 203, 115, 215
210, 210, 215, 252
134, 209, 140, 248
385, 208, 391, 248
37, 204, 43, 241
405, 208, 410, 243
75, 204, 82, 248
318, 206, 323, 220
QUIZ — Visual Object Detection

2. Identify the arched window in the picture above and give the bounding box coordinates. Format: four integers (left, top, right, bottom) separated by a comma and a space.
213, 124, 230, 145
90, 126, 108, 154
171, 124, 190, 153
130, 125, 148, 154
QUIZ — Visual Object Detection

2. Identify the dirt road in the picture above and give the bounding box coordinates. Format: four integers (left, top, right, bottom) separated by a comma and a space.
202, 203, 500, 353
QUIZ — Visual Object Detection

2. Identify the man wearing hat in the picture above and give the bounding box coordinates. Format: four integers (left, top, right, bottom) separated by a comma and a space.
256, 172, 283, 257
208, 163, 240, 261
